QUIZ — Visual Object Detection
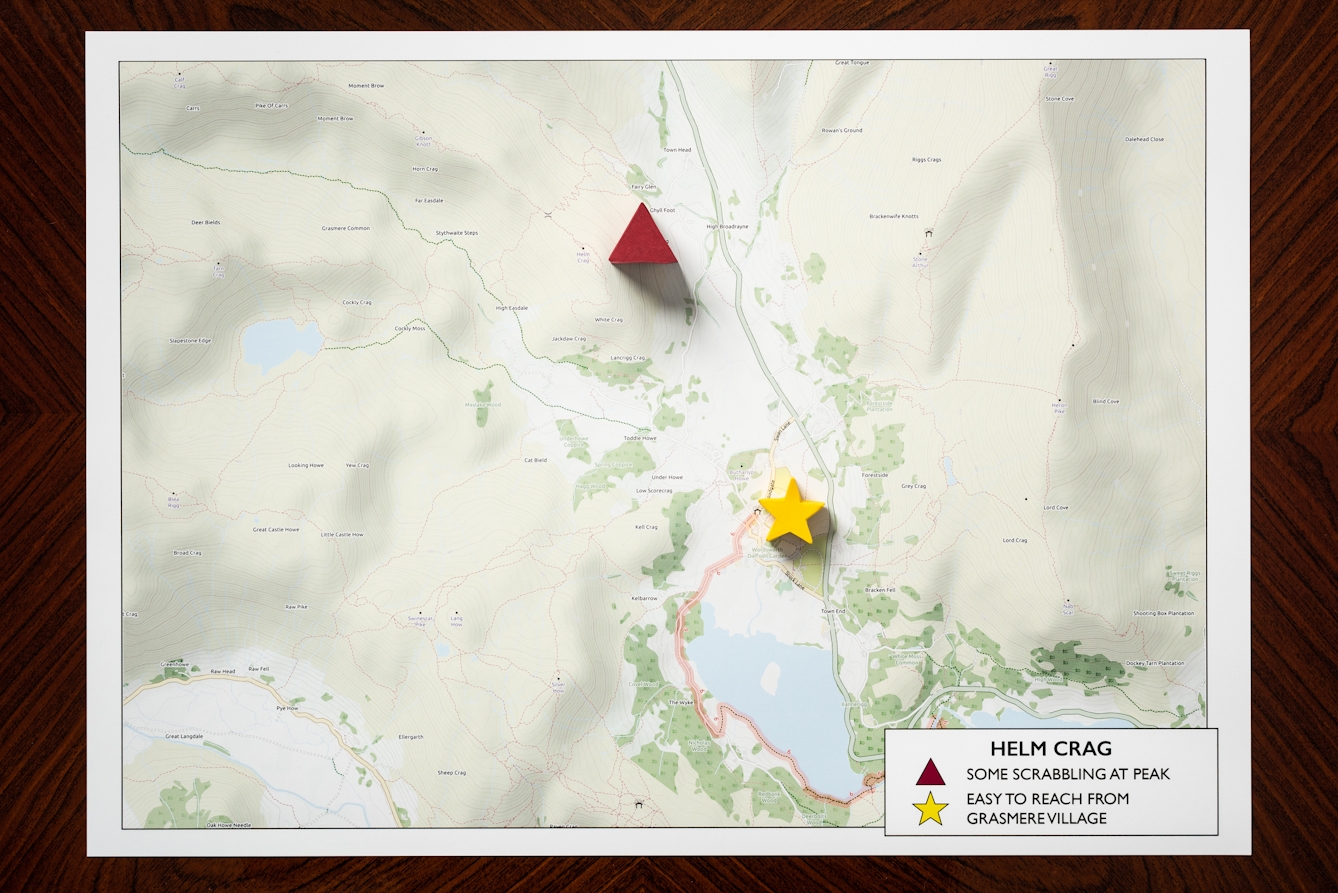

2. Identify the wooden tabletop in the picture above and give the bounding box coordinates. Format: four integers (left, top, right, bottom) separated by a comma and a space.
2, 2, 1333, 889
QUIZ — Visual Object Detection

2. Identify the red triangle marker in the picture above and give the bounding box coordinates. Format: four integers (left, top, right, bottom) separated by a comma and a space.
916, 758, 945, 786
609, 203, 677, 264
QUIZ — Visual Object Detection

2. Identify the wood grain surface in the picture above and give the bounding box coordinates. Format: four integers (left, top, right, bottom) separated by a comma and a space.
1, 1, 1333, 889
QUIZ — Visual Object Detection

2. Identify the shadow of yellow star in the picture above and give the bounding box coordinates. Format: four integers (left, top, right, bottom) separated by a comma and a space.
759, 478, 824, 544
913, 791, 948, 825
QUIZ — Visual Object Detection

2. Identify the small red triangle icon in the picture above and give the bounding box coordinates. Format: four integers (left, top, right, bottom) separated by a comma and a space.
917, 758, 945, 786
609, 203, 677, 264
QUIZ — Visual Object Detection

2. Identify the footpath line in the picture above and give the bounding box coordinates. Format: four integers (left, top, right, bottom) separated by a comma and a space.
671, 511, 876, 809
123, 674, 403, 826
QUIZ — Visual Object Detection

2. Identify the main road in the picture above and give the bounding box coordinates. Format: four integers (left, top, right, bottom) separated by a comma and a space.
666, 63, 879, 766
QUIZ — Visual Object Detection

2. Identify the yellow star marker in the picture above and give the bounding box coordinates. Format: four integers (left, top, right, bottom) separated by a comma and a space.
759, 478, 824, 544
913, 791, 948, 825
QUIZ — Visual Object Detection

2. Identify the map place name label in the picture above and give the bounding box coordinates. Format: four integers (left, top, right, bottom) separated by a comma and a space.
870, 213, 919, 219
348, 83, 384, 89
191, 219, 221, 226
1132, 609, 1195, 617
1124, 136, 1165, 143
1092, 398, 1121, 405
185, 105, 200, 111
436, 229, 477, 237
316, 115, 354, 122
1002, 537, 1028, 544
322, 531, 365, 538
415, 197, 444, 204
821, 127, 864, 133
912, 156, 942, 163
173, 549, 202, 557
169, 337, 212, 345
1044, 96, 1076, 103
322, 225, 372, 232
413, 166, 438, 173
1044, 504, 1068, 511
255, 102, 289, 110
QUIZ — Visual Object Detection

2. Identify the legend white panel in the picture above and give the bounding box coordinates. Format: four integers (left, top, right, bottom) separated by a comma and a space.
885, 729, 1218, 836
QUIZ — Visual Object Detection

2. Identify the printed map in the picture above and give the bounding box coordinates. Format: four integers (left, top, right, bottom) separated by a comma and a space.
120, 60, 1206, 828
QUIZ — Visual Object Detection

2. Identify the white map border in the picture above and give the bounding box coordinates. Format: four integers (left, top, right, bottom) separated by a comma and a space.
87, 28, 1250, 856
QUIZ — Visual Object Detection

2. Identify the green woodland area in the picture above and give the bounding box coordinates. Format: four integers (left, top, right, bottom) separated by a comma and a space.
145, 779, 232, 829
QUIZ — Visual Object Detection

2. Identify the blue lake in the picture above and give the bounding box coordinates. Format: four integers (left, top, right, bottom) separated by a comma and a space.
685, 603, 865, 798
243, 318, 323, 375
968, 706, 1134, 729
943, 457, 957, 486
435, 642, 451, 658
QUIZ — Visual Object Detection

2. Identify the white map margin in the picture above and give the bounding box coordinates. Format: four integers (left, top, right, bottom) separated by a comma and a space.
87, 28, 1249, 857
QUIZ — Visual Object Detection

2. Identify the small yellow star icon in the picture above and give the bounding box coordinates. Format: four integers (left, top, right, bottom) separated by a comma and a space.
913, 791, 948, 825
759, 478, 824, 544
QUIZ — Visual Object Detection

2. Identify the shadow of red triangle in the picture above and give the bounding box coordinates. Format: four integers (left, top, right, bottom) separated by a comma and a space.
609, 203, 677, 264
917, 758, 945, 786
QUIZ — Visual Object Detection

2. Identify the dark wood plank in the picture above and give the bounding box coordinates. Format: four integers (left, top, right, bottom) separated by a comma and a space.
0, 0, 1334, 889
